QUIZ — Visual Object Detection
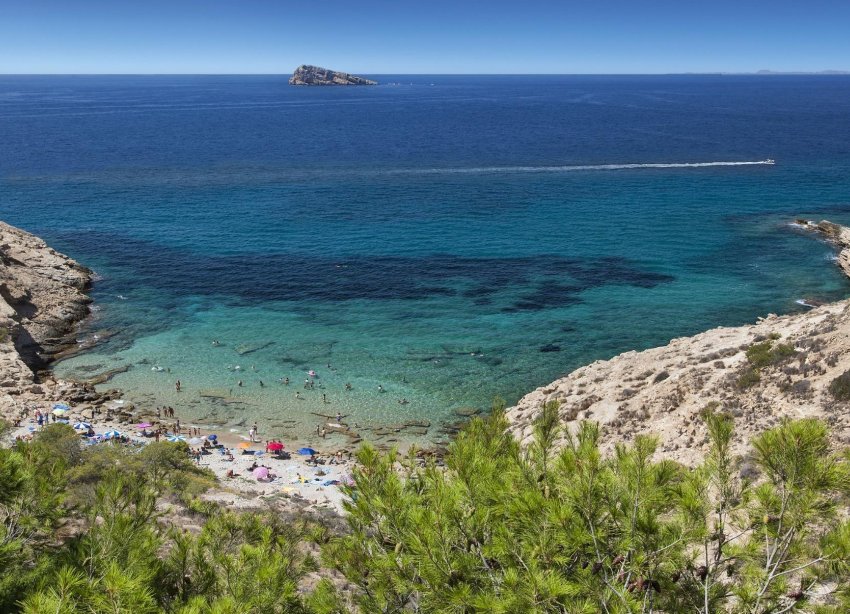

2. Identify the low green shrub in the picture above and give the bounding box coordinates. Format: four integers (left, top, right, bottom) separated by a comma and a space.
828, 369, 850, 401
737, 366, 762, 389
746, 340, 796, 369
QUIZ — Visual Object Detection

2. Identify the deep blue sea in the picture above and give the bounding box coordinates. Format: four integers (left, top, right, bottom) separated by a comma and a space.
2, 74, 850, 447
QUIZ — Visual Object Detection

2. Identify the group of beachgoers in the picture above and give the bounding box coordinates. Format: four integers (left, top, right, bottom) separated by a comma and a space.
11, 403, 351, 489
203, 352, 414, 408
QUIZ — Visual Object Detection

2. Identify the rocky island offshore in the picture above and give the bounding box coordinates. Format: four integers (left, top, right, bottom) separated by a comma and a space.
289, 64, 377, 86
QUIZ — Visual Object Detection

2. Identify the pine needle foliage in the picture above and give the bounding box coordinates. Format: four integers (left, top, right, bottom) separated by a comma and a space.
326, 403, 850, 613
5, 402, 850, 612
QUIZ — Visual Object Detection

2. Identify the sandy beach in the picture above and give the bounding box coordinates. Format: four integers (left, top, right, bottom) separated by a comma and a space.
6, 409, 352, 514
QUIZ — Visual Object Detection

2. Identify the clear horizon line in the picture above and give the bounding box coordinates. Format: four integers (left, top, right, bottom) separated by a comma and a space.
1, 70, 848, 77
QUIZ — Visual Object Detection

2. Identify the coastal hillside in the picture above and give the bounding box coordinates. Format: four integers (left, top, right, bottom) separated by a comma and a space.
507, 221, 850, 464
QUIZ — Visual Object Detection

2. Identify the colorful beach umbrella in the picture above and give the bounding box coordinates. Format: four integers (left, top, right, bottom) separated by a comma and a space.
136, 422, 153, 429
167, 435, 187, 442
207, 434, 218, 441
102, 430, 121, 439
52, 403, 70, 410
252, 466, 269, 480
297, 447, 317, 456
237, 442, 253, 449
73, 422, 91, 430
51, 408, 69, 416
267, 441, 284, 452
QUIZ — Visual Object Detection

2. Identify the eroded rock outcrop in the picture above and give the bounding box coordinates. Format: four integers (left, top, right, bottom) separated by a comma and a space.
506, 219, 850, 465
289, 65, 377, 86
1, 221, 95, 415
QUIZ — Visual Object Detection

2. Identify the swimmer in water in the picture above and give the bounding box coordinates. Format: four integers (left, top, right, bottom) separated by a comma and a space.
378, 385, 384, 393
345, 382, 352, 391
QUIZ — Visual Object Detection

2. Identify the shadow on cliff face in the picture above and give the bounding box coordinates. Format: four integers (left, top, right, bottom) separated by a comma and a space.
12, 325, 50, 373
56, 231, 674, 311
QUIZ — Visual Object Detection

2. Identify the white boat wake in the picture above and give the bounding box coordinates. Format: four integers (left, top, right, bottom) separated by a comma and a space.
385, 160, 775, 175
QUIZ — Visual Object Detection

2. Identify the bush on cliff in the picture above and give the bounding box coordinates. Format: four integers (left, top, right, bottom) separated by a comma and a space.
745, 339, 796, 369
828, 369, 850, 401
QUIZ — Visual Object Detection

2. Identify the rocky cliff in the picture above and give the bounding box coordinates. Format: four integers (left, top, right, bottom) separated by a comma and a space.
506, 220, 850, 464
289, 65, 377, 86
1, 221, 101, 418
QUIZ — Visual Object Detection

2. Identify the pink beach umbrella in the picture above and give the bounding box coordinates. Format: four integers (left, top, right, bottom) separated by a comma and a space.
136, 423, 153, 429
252, 466, 269, 480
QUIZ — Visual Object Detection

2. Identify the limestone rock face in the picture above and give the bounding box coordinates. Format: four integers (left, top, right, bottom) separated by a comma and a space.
289, 65, 377, 86
1, 221, 93, 411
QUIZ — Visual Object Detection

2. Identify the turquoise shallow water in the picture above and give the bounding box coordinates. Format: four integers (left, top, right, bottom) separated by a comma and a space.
2, 75, 850, 447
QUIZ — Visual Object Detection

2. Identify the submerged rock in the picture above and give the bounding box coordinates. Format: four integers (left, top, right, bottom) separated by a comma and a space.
289, 65, 377, 86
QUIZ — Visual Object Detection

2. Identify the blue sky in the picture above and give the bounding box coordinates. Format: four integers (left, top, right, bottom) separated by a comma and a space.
1, 0, 849, 74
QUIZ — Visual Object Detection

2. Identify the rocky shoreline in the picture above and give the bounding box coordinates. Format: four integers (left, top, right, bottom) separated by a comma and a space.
0, 222, 123, 423
507, 219, 850, 464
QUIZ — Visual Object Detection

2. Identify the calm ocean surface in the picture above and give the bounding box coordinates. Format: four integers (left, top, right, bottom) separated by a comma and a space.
2, 74, 850, 446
